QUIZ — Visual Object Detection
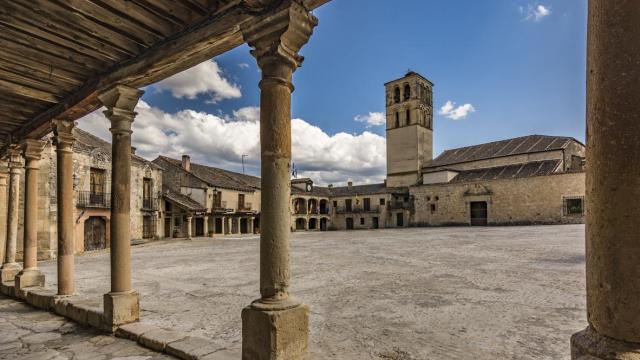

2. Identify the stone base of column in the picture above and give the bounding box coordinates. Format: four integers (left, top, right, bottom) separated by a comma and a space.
104, 290, 140, 329
0, 263, 22, 283
15, 269, 45, 293
571, 326, 640, 359
242, 300, 309, 360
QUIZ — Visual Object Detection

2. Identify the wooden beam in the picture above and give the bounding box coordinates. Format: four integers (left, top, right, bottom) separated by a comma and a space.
0, 79, 61, 103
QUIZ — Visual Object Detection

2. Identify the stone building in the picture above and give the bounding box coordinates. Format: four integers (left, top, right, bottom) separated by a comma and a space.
153, 155, 260, 238
17, 128, 164, 260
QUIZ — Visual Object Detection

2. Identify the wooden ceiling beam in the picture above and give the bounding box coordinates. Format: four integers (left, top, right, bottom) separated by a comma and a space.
0, 79, 62, 103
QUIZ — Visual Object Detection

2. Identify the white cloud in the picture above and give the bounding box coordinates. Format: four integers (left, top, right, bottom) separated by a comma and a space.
238, 63, 250, 69
77, 104, 386, 186
438, 101, 476, 120
521, 4, 551, 22
154, 60, 241, 103
354, 112, 386, 127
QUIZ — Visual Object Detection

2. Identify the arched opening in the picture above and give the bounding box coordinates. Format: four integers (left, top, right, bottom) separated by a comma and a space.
293, 197, 306, 214
393, 86, 400, 103
295, 218, 307, 231
403, 84, 411, 100
308, 218, 317, 230
84, 217, 106, 251
308, 199, 318, 214
319, 199, 328, 214
320, 218, 328, 231
406, 109, 411, 124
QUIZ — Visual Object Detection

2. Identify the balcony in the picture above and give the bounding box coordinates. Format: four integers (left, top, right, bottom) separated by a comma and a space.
293, 207, 307, 215
142, 197, 158, 211
214, 201, 228, 213
388, 202, 411, 210
237, 202, 252, 212
77, 191, 110, 208
335, 205, 380, 214
319, 208, 330, 215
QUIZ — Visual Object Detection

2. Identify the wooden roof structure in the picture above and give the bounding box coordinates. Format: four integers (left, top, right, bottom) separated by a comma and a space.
0, 0, 329, 154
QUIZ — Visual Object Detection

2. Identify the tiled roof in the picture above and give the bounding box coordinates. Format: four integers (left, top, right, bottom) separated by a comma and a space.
291, 185, 332, 197
426, 135, 579, 169
449, 160, 562, 183
156, 156, 259, 192
328, 183, 392, 197
162, 186, 206, 212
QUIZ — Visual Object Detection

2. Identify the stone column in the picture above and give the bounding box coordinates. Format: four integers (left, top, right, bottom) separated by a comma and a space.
203, 216, 209, 237
98, 85, 144, 327
1, 147, 23, 283
52, 120, 75, 296
186, 216, 192, 239
226, 217, 231, 235
249, 217, 254, 234
236, 218, 241, 234
15, 139, 47, 292
571, 1, 640, 358
0, 161, 8, 267
242, 2, 317, 359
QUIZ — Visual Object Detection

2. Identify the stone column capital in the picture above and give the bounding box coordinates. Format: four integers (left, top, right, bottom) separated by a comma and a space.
7, 145, 23, 170
21, 139, 47, 166
52, 119, 75, 152
98, 85, 144, 135
242, 0, 318, 74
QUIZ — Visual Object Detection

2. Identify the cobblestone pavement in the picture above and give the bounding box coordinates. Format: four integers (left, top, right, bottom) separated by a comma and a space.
0, 296, 173, 360
34, 225, 587, 360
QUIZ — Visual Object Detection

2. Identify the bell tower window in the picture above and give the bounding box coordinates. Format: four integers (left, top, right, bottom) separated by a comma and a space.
394, 87, 400, 103
403, 84, 411, 100
406, 109, 411, 124
395, 112, 400, 128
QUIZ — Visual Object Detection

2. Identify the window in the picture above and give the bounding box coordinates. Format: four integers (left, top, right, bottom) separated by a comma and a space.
564, 197, 584, 216
360, 218, 365, 225
404, 84, 411, 100
345, 199, 353, 212
379, 198, 385, 206
395, 112, 400, 128
363, 198, 371, 211
165, 201, 172, 212
333, 201, 337, 208
430, 204, 437, 212
238, 194, 245, 209
394, 87, 401, 103
90, 168, 106, 195
406, 109, 411, 124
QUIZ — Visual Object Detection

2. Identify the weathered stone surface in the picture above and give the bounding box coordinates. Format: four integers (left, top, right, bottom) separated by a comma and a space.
21, 332, 62, 344
138, 328, 187, 352
201, 349, 241, 360
116, 322, 157, 341
165, 336, 219, 360
242, 304, 309, 360
104, 291, 140, 327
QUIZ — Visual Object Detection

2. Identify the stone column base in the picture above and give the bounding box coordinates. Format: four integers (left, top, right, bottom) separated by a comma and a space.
15, 269, 45, 293
571, 326, 640, 359
242, 301, 309, 360
104, 290, 140, 329
0, 263, 22, 283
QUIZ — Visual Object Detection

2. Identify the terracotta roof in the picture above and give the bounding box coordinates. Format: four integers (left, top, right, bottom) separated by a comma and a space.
449, 160, 562, 183
426, 135, 579, 169
162, 186, 206, 212
291, 185, 332, 197
328, 183, 392, 197
156, 156, 259, 192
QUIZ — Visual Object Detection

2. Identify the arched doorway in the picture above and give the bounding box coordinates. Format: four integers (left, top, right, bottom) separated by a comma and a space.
308, 199, 318, 214
84, 217, 106, 251
319, 199, 328, 214
320, 218, 328, 231
295, 218, 306, 231
308, 218, 317, 230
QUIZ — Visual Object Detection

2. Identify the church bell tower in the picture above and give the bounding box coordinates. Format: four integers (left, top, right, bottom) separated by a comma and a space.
385, 71, 434, 187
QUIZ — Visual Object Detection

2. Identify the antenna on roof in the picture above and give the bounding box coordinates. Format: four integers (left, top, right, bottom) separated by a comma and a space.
292, 163, 298, 178
241, 154, 248, 174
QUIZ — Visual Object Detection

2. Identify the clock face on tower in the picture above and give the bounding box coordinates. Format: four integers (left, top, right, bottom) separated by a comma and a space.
306, 183, 312, 192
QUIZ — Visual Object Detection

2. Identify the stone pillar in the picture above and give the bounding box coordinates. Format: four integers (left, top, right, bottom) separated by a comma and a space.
1, 147, 23, 283
571, 1, 640, 358
15, 139, 47, 292
249, 217, 254, 234
52, 120, 75, 296
98, 85, 144, 327
226, 217, 231, 235
236, 217, 241, 234
0, 161, 8, 267
203, 216, 209, 237
242, 3, 317, 359
186, 216, 192, 239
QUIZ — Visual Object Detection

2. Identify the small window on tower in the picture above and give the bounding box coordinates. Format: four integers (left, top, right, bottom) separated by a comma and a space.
406, 109, 411, 124
395, 112, 400, 128
394, 87, 401, 103
404, 84, 411, 100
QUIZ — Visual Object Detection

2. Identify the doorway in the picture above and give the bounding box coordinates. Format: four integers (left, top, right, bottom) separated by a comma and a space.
346, 217, 354, 230
84, 217, 106, 251
396, 213, 404, 227
195, 217, 204, 236
240, 218, 248, 234
470, 201, 488, 226
372, 217, 379, 229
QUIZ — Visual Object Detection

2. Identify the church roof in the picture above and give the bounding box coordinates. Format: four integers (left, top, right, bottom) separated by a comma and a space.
449, 159, 562, 183
425, 135, 580, 169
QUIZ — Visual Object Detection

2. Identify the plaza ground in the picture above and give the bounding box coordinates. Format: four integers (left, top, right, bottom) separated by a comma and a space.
33, 225, 586, 359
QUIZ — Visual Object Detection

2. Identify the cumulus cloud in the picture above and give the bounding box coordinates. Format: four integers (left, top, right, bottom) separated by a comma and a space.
354, 112, 386, 128
521, 4, 551, 22
154, 60, 241, 102
76, 104, 386, 186
238, 63, 250, 69
438, 101, 476, 120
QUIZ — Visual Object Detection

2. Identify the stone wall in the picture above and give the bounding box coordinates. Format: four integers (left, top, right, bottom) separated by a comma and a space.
410, 171, 586, 226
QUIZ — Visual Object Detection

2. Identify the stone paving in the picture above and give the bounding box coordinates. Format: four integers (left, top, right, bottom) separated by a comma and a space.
32, 225, 587, 360
0, 295, 173, 360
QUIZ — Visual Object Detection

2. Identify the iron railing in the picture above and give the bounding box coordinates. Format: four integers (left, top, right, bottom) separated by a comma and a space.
319, 208, 330, 215
214, 201, 228, 212
142, 197, 158, 211
77, 191, 110, 208
142, 216, 157, 239
387, 202, 411, 210
335, 205, 380, 214
237, 202, 252, 211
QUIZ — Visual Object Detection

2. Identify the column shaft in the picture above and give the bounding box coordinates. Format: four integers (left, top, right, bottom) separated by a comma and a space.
585, 0, 640, 343
0, 165, 8, 265
4, 160, 20, 264
186, 216, 192, 239
53, 120, 75, 295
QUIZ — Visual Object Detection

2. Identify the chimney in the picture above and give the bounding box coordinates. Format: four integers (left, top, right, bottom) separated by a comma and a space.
328, 184, 333, 188
182, 155, 191, 172
383, 179, 387, 186
347, 181, 353, 189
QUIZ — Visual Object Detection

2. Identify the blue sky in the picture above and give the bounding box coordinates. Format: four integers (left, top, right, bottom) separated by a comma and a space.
81, 0, 588, 185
